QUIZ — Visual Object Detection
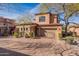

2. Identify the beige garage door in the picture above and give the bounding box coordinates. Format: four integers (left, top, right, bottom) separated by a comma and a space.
45, 30, 56, 39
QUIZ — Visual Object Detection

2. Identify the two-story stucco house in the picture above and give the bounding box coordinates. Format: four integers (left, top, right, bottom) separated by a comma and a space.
16, 13, 62, 39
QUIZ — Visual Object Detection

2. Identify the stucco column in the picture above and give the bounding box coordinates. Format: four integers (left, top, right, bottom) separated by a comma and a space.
28, 26, 31, 34
38, 28, 41, 37
54, 15, 58, 24
56, 26, 62, 40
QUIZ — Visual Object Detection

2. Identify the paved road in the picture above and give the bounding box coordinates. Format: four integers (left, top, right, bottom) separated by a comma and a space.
0, 47, 30, 56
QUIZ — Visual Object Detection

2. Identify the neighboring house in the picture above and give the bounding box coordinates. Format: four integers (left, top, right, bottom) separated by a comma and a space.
16, 13, 62, 39
68, 25, 79, 36
0, 17, 15, 35
16, 23, 37, 37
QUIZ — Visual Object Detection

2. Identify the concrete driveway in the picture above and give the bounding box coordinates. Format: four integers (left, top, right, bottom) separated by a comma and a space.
0, 37, 56, 56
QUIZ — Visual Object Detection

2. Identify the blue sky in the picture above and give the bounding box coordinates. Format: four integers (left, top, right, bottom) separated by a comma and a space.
0, 3, 79, 24
0, 3, 39, 19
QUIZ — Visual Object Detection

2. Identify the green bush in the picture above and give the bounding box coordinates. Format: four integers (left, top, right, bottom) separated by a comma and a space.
59, 33, 62, 39
3, 32, 8, 36
25, 33, 30, 38
29, 32, 33, 38
13, 32, 19, 38
65, 36, 74, 44
29, 32, 35, 38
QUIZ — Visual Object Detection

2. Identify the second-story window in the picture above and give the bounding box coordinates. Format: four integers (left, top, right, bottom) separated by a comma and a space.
39, 16, 45, 22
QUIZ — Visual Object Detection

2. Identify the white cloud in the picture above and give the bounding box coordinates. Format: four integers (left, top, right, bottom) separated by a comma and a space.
0, 10, 21, 19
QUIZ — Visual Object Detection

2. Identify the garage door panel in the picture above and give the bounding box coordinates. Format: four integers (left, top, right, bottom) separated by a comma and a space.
45, 30, 56, 39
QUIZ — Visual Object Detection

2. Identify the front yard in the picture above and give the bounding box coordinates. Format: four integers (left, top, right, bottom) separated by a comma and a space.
0, 37, 57, 56
0, 37, 79, 56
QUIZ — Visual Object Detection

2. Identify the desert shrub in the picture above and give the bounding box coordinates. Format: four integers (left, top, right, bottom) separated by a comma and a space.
29, 32, 35, 38
3, 32, 8, 36
72, 41, 78, 45
29, 32, 33, 38
59, 33, 62, 39
25, 33, 30, 38
65, 36, 74, 44
13, 32, 19, 38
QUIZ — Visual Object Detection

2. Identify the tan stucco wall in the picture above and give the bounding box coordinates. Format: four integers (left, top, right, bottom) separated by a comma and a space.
16, 25, 36, 37
56, 26, 62, 40
34, 14, 58, 25
16, 25, 35, 35
34, 14, 50, 25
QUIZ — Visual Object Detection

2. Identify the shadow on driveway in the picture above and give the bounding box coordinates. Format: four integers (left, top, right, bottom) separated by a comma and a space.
0, 47, 30, 56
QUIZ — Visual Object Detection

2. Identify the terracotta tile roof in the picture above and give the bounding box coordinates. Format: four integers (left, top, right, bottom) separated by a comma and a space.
0, 17, 15, 24
16, 22, 62, 27
35, 12, 57, 15
16, 23, 37, 26
69, 25, 79, 28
